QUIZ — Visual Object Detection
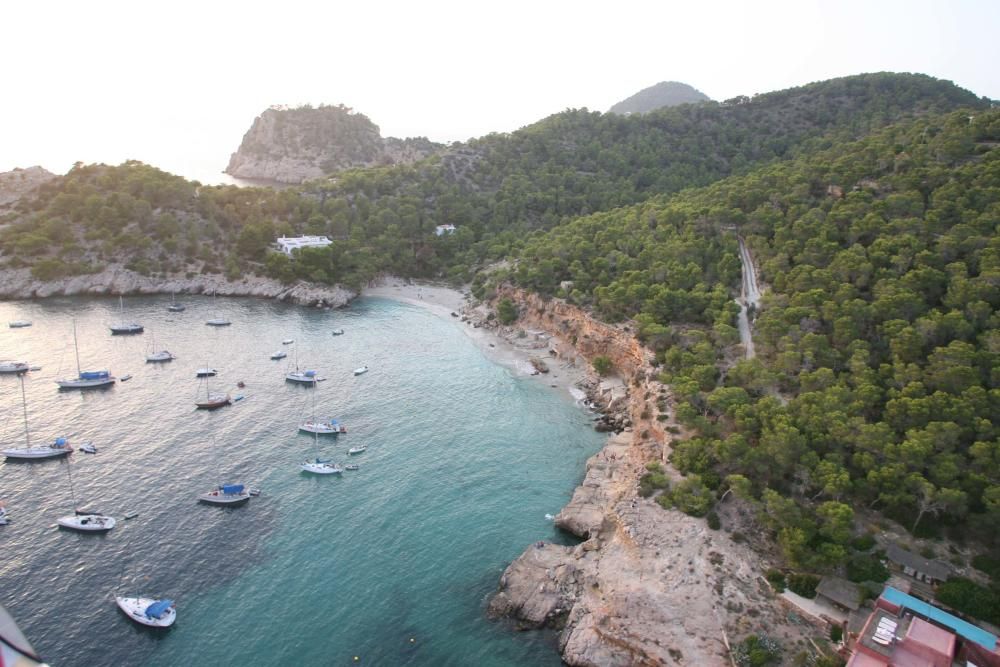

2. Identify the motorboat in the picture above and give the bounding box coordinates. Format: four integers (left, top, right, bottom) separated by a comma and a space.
56, 319, 116, 389
8, 320, 31, 328
116, 597, 176, 628
196, 368, 217, 377
0, 361, 30, 374
344, 464, 359, 471
110, 296, 143, 335
331, 329, 344, 336
348, 444, 367, 455
79, 443, 98, 454
353, 366, 369, 376
120, 374, 133, 382
199, 484, 251, 506
4, 437, 74, 460
196, 393, 231, 410
270, 350, 287, 360
300, 458, 343, 474
282, 339, 294, 345
299, 418, 347, 435
57, 511, 116, 532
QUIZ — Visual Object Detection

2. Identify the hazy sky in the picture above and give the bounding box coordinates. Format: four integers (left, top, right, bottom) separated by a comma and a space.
2, 0, 997, 183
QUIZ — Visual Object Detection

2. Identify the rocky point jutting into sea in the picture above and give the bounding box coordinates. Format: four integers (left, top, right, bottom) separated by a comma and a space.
476, 287, 810, 666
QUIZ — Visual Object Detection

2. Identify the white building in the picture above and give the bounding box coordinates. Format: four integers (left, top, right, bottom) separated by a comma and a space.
435, 224, 456, 236
276, 236, 332, 256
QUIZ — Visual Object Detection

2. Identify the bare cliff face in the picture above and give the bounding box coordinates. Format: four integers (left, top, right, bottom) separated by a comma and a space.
484, 288, 812, 666
0, 166, 57, 209
225, 105, 442, 184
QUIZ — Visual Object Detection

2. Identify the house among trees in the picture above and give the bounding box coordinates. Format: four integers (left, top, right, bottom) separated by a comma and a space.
885, 545, 955, 586
276, 235, 332, 256
816, 576, 863, 613
845, 587, 1000, 667
434, 224, 456, 236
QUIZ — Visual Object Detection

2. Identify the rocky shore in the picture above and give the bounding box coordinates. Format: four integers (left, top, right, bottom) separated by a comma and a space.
0, 266, 355, 308
479, 287, 813, 666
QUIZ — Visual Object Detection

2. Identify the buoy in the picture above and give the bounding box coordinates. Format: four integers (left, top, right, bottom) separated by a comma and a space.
353, 657, 359, 662
410, 638, 415, 643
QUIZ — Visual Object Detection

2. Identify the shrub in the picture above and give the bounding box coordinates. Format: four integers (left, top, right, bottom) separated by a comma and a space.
787, 573, 820, 598
765, 569, 786, 592
829, 625, 843, 643
669, 476, 713, 517
972, 554, 1000, 581
496, 298, 518, 324
639, 470, 670, 498
706, 511, 721, 530
846, 554, 889, 583
850, 534, 876, 552
592, 355, 613, 376
734, 634, 781, 667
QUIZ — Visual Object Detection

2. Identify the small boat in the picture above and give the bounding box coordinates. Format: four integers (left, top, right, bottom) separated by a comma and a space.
237, 381, 245, 388
8, 320, 32, 328
300, 458, 343, 474
348, 444, 367, 455
116, 597, 176, 628
199, 483, 251, 506
282, 339, 294, 345
196, 393, 231, 410
353, 366, 369, 376
110, 296, 143, 335
124, 512, 139, 520
58, 511, 116, 533
4, 437, 74, 460
344, 464, 359, 471
145, 330, 175, 363
270, 350, 287, 360
79, 443, 98, 454
299, 418, 347, 435
0, 360, 30, 374
29, 365, 42, 371
56, 319, 116, 389
0, 504, 9, 525
206, 289, 231, 326
196, 368, 217, 377
331, 329, 344, 336
248, 488, 261, 497
233, 394, 245, 402
120, 374, 133, 382
167, 292, 185, 312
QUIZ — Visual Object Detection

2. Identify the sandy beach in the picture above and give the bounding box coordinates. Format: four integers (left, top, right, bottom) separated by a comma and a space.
361, 279, 593, 405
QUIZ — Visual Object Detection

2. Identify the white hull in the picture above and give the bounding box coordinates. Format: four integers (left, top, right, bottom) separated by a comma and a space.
56, 377, 116, 389
206, 319, 231, 326
0, 361, 30, 373
146, 351, 175, 362
57, 514, 116, 532
286, 373, 317, 384
116, 597, 176, 628
353, 367, 368, 376
348, 445, 367, 455
299, 421, 346, 435
199, 490, 250, 505
8, 321, 32, 328
282, 339, 294, 345
3, 446, 72, 460
270, 351, 287, 360
301, 461, 343, 474
331, 329, 344, 336
196, 368, 217, 377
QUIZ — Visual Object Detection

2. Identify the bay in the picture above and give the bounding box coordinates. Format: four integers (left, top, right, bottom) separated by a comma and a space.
0, 295, 604, 666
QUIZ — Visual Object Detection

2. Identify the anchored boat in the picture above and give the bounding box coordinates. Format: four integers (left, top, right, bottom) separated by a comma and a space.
116, 597, 176, 628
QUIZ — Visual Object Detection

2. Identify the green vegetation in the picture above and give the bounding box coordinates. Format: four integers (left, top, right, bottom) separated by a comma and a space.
592, 355, 613, 377
765, 568, 787, 592
829, 625, 843, 643
846, 554, 889, 583
638, 462, 671, 498
496, 297, 518, 325
787, 573, 820, 598
734, 634, 782, 667
936, 578, 1000, 626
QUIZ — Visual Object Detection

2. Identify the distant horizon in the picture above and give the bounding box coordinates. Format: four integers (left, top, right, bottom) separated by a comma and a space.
3, 0, 997, 183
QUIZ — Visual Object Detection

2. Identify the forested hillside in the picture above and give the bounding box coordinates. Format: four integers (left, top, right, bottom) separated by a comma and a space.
495, 108, 1000, 564
0, 73, 985, 292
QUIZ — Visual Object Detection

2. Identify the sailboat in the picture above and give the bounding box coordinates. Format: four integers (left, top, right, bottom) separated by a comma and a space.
300, 391, 343, 474
195, 374, 231, 409
286, 344, 319, 385
0, 360, 30, 374
299, 380, 347, 434
3, 375, 74, 460
145, 330, 175, 362
56, 319, 116, 389
205, 289, 231, 326
110, 296, 143, 335
56, 457, 116, 532
167, 292, 185, 312
116, 597, 176, 628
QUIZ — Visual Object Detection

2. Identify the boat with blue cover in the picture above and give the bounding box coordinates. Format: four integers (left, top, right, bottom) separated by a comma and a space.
299, 418, 347, 435
3, 376, 75, 460
116, 597, 176, 628
56, 320, 116, 389
199, 483, 251, 506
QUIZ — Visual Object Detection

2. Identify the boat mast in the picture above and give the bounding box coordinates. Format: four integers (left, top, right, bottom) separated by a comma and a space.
65, 456, 78, 510
72, 318, 82, 377
19, 374, 30, 448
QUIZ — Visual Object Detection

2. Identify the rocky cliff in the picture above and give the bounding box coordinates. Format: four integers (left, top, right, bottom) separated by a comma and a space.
609, 81, 710, 115
483, 287, 813, 666
0, 265, 355, 308
0, 166, 57, 209
225, 104, 442, 184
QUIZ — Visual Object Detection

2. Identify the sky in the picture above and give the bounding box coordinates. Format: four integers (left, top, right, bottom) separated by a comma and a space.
2, 0, 998, 184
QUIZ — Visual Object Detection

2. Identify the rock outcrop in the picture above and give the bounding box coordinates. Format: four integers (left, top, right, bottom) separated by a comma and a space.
485, 287, 812, 666
225, 104, 442, 184
0, 166, 57, 209
608, 81, 710, 115
0, 266, 355, 308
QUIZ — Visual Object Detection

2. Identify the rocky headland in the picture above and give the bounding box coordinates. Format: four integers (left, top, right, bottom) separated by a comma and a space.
225, 104, 442, 184
477, 287, 813, 666
0, 166, 57, 210
0, 265, 355, 308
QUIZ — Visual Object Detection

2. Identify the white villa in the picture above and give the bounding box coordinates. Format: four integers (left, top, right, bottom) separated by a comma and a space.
276, 235, 333, 256
435, 224, 456, 236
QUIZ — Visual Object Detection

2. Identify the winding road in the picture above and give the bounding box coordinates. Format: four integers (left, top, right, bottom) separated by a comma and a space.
736, 237, 761, 359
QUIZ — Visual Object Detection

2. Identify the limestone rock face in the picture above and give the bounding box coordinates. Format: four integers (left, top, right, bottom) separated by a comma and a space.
225, 105, 442, 184
0, 166, 57, 208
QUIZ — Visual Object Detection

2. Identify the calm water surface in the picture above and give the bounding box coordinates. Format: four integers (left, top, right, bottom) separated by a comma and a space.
0, 296, 604, 666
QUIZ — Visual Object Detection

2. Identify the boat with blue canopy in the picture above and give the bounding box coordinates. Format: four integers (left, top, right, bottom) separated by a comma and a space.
116, 596, 176, 628
199, 483, 251, 506
56, 320, 116, 389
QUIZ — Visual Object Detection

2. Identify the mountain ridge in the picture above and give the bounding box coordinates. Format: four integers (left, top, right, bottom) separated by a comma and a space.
608, 80, 711, 114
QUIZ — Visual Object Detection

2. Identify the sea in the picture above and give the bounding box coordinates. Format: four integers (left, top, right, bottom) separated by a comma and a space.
0, 295, 606, 666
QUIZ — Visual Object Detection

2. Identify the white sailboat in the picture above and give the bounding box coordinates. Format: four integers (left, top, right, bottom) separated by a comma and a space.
299, 380, 347, 434
145, 330, 175, 362
270, 350, 287, 360
205, 289, 231, 326
0, 360, 30, 374
286, 344, 319, 385
3, 375, 74, 460
116, 597, 176, 628
56, 319, 116, 389
8, 320, 32, 328
167, 292, 185, 312
109, 296, 143, 335
56, 453, 116, 532
300, 391, 343, 474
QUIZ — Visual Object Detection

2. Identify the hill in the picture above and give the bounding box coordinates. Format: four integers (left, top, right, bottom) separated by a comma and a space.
225, 104, 443, 184
608, 80, 710, 114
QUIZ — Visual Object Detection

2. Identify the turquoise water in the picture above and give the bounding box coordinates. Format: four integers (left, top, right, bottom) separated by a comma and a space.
0, 296, 604, 666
